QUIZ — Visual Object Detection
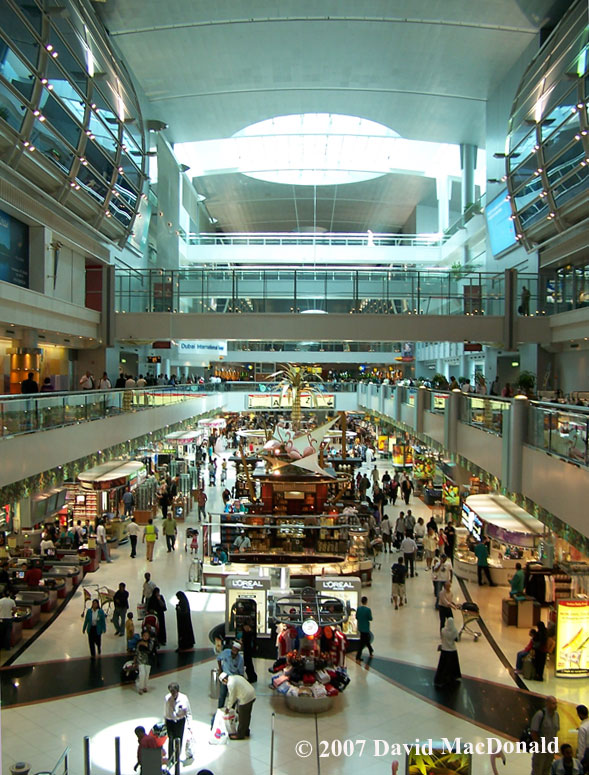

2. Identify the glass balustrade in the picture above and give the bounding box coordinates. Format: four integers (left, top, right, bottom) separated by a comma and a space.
114, 268, 510, 316
458, 394, 510, 435
527, 403, 589, 466
0, 386, 204, 439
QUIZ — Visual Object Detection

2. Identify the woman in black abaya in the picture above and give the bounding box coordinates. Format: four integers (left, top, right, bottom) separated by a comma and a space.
175, 590, 195, 651
146, 587, 167, 646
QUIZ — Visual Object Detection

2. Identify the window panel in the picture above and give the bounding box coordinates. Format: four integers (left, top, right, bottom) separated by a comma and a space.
553, 164, 589, 206
47, 27, 87, 97
518, 198, 549, 228
546, 144, 585, 186
39, 91, 81, 149
118, 150, 141, 189
11, 0, 43, 34
74, 163, 108, 204
0, 4, 39, 67
30, 121, 75, 176
83, 137, 114, 181
543, 111, 580, 163
0, 41, 34, 102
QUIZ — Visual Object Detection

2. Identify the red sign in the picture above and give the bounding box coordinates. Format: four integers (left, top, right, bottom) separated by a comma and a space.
152, 341, 171, 349
464, 343, 482, 352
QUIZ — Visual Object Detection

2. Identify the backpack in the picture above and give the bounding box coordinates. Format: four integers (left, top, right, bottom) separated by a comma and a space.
391, 563, 406, 584
520, 708, 544, 751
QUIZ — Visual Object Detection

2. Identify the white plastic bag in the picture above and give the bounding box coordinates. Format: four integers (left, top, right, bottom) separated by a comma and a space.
209, 709, 229, 745
224, 708, 237, 736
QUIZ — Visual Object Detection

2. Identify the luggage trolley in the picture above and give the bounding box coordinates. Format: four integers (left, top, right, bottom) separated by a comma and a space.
457, 601, 481, 642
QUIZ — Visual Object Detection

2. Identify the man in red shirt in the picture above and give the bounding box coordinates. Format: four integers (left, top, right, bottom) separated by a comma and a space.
24, 562, 42, 587
134, 726, 160, 772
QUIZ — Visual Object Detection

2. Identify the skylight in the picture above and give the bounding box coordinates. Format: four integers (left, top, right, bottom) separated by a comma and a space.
174, 114, 486, 189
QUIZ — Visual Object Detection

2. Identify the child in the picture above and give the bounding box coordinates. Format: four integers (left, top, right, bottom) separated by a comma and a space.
126, 612, 140, 651
190, 530, 199, 555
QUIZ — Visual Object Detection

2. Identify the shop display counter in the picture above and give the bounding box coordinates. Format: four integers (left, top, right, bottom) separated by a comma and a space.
285, 694, 335, 714
502, 596, 541, 628
11, 606, 31, 646
54, 553, 92, 574
453, 550, 511, 586
43, 563, 82, 583
79, 546, 100, 572
107, 517, 130, 545
202, 558, 372, 589
42, 572, 72, 597
14, 591, 49, 627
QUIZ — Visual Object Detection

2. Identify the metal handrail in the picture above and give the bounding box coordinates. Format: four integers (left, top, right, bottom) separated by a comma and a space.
186, 231, 450, 247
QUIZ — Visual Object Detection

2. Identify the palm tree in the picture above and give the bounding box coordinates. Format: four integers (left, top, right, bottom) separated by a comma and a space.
268, 363, 323, 430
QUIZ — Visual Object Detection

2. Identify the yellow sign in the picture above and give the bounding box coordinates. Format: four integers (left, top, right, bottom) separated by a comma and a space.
556, 600, 589, 676
247, 393, 335, 409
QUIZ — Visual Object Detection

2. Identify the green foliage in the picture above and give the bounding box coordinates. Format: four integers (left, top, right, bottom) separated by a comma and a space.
432, 373, 448, 388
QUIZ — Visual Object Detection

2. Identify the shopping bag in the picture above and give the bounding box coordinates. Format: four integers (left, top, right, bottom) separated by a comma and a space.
209, 709, 229, 745
223, 709, 237, 736
137, 603, 146, 620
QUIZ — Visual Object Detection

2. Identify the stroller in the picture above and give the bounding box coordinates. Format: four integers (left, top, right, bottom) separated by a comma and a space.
457, 601, 481, 642
368, 536, 383, 570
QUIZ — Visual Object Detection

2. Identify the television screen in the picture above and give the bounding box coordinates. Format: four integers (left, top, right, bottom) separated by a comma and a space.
55, 490, 67, 511
31, 498, 47, 521
485, 189, 517, 257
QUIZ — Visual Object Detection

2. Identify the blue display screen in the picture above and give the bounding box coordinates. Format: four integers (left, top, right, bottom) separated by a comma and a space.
485, 190, 517, 257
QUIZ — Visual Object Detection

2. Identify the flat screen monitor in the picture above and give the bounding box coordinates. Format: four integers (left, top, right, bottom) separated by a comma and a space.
485, 189, 517, 257
16, 570, 25, 580
55, 490, 67, 511
31, 498, 48, 521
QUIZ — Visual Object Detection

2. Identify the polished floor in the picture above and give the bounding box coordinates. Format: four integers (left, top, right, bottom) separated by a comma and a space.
0, 453, 585, 775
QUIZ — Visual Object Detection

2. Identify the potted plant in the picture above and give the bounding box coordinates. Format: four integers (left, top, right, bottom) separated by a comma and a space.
516, 370, 536, 397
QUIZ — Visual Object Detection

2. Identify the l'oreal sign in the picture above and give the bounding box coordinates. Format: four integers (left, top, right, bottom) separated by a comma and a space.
227, 577, 271, 590
317, 577, 361, 592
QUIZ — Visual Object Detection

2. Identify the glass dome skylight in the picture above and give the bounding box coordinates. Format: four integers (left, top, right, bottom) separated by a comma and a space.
231, 113, 400, 186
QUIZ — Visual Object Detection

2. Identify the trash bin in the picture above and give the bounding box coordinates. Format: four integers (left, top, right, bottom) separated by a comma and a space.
209, 667, 220, 699
10, 763, 31, 775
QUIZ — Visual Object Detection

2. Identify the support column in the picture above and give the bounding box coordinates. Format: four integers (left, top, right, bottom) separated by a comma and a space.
393, 386, 402, 423
460, 143, 477, 213
436, 176, 450, 234
415, 385, 426, 434
507, 396, 528, 494
444, 389, 461, 455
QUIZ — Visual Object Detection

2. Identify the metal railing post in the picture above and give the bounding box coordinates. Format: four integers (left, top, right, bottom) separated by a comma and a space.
174, 738, 181, 775
270, 712, 276, 775
83, 736, 91, 775
114, 737, 121, 775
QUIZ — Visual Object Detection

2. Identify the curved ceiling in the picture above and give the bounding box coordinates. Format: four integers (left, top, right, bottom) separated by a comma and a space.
98, 0, 572, 148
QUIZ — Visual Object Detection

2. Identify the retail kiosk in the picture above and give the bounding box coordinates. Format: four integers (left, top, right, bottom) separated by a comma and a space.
73, 460, 146, 542
454, 494, 544, 586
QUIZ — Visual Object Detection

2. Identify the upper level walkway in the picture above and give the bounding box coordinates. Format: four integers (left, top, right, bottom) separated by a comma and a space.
114, 266, 552, 345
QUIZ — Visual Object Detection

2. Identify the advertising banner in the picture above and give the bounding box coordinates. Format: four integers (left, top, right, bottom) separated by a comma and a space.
247, 392, 335, 409
556, 600, 589, 677
0, 208, 29, 288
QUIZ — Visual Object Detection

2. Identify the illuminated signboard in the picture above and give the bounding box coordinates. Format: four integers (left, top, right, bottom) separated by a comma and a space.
556, 600, 589, 677
461, 503, 482, 541
247, 393, 335, 409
